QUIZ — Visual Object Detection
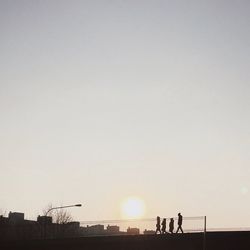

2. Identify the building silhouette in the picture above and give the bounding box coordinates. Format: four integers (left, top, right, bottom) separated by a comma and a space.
0, 211, 132, 240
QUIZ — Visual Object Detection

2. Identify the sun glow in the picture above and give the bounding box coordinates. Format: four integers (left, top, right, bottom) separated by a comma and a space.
121, 197, 146, 219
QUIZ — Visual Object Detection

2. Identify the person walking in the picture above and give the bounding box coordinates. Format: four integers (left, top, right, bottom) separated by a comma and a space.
176, 213, 184, 233
161, 218, 167, 234
169, 218, 174, 234
155, 216, 161, 234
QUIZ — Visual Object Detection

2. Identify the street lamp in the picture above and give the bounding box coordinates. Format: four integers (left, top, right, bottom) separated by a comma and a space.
45, 204, 82, 216
44, 203, 82, 238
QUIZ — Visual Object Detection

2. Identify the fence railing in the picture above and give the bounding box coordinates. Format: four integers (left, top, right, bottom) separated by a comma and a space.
79, 216, 206, 235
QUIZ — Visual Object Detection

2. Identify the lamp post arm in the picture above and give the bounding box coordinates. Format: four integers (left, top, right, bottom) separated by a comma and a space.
45, 204, 82, 217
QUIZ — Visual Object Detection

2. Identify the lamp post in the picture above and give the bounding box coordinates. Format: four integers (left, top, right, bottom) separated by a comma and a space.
44, 204, 82, 238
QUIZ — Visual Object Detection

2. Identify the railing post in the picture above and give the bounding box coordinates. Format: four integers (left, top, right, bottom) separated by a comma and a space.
203, 216, 207, 250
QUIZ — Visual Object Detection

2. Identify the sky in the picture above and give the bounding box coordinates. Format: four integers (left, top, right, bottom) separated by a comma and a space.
0, 0, 250, 230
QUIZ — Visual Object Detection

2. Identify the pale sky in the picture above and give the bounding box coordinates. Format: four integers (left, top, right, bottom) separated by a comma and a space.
1, 0, 250, 229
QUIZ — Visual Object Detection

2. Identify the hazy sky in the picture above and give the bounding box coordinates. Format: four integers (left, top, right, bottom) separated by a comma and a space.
1, 0, 250, 229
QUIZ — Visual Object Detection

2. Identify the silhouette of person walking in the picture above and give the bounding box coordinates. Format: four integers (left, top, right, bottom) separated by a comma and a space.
169, 218, 174, 234
155, 216, 161, 234
161, 218, 167, 234
176, 213, 184, 233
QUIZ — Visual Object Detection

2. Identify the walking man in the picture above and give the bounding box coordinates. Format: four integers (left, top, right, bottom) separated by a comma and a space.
176, 213, 184, 233
155, 216, 161, 234
161, 218, 167, 234
169, 218, 174, 234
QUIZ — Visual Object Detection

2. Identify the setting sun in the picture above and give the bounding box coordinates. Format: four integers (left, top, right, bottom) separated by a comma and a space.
121, 197, 146, 219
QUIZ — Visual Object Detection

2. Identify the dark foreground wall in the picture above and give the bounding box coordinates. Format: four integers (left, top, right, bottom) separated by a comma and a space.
1, 231, 250, 250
